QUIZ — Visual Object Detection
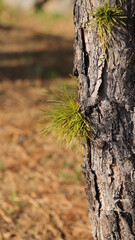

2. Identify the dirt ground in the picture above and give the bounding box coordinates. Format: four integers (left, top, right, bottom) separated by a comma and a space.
0, 7, 92, 240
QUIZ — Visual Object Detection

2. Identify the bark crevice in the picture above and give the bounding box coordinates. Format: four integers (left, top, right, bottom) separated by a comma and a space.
98, 58, 108, 101
92, 169, 102, 217
114, 211, 122, 240
81, 28, 89, 76
120, 211, 135, 236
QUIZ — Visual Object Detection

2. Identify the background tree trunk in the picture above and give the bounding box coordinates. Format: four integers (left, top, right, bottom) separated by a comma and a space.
73, 0, 135, 239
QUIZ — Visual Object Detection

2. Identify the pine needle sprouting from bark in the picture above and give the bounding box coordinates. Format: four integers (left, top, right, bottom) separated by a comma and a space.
89, 1, 126, 57
41, 85, 93, 147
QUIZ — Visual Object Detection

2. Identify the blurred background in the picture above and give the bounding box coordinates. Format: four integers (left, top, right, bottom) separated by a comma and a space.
0, 1, 92, 239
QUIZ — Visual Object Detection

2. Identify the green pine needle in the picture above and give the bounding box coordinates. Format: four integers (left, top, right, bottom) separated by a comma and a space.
90, 1, 126, 57
41, 86, 93, 147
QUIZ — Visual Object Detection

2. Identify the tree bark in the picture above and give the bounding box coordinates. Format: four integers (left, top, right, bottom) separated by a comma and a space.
73, 0, 135, 239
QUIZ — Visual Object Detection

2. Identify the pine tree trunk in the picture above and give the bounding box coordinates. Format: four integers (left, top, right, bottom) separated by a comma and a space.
73, 0, 135, 239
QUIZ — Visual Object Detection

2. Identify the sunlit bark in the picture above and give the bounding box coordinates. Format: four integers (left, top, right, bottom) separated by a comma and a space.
73, 0, 135, 239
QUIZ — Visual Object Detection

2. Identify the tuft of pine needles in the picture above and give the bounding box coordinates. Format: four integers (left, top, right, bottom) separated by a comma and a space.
41, 85, 93, 147
90, 1, 126, 56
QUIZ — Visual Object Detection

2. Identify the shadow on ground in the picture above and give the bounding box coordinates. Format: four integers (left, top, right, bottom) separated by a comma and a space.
0, 24, 73, 81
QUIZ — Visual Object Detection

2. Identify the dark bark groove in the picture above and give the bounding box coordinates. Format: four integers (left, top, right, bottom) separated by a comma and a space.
73, 0, 135, 239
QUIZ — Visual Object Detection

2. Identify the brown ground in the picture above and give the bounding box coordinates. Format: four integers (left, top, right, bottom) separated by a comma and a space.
0, 7, 92, 240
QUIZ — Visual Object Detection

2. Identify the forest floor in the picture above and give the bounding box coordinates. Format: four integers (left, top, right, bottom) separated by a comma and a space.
0, 6, 92, 240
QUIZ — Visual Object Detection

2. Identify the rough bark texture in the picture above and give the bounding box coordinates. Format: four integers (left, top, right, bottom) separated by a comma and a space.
73, 0, 135, 239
